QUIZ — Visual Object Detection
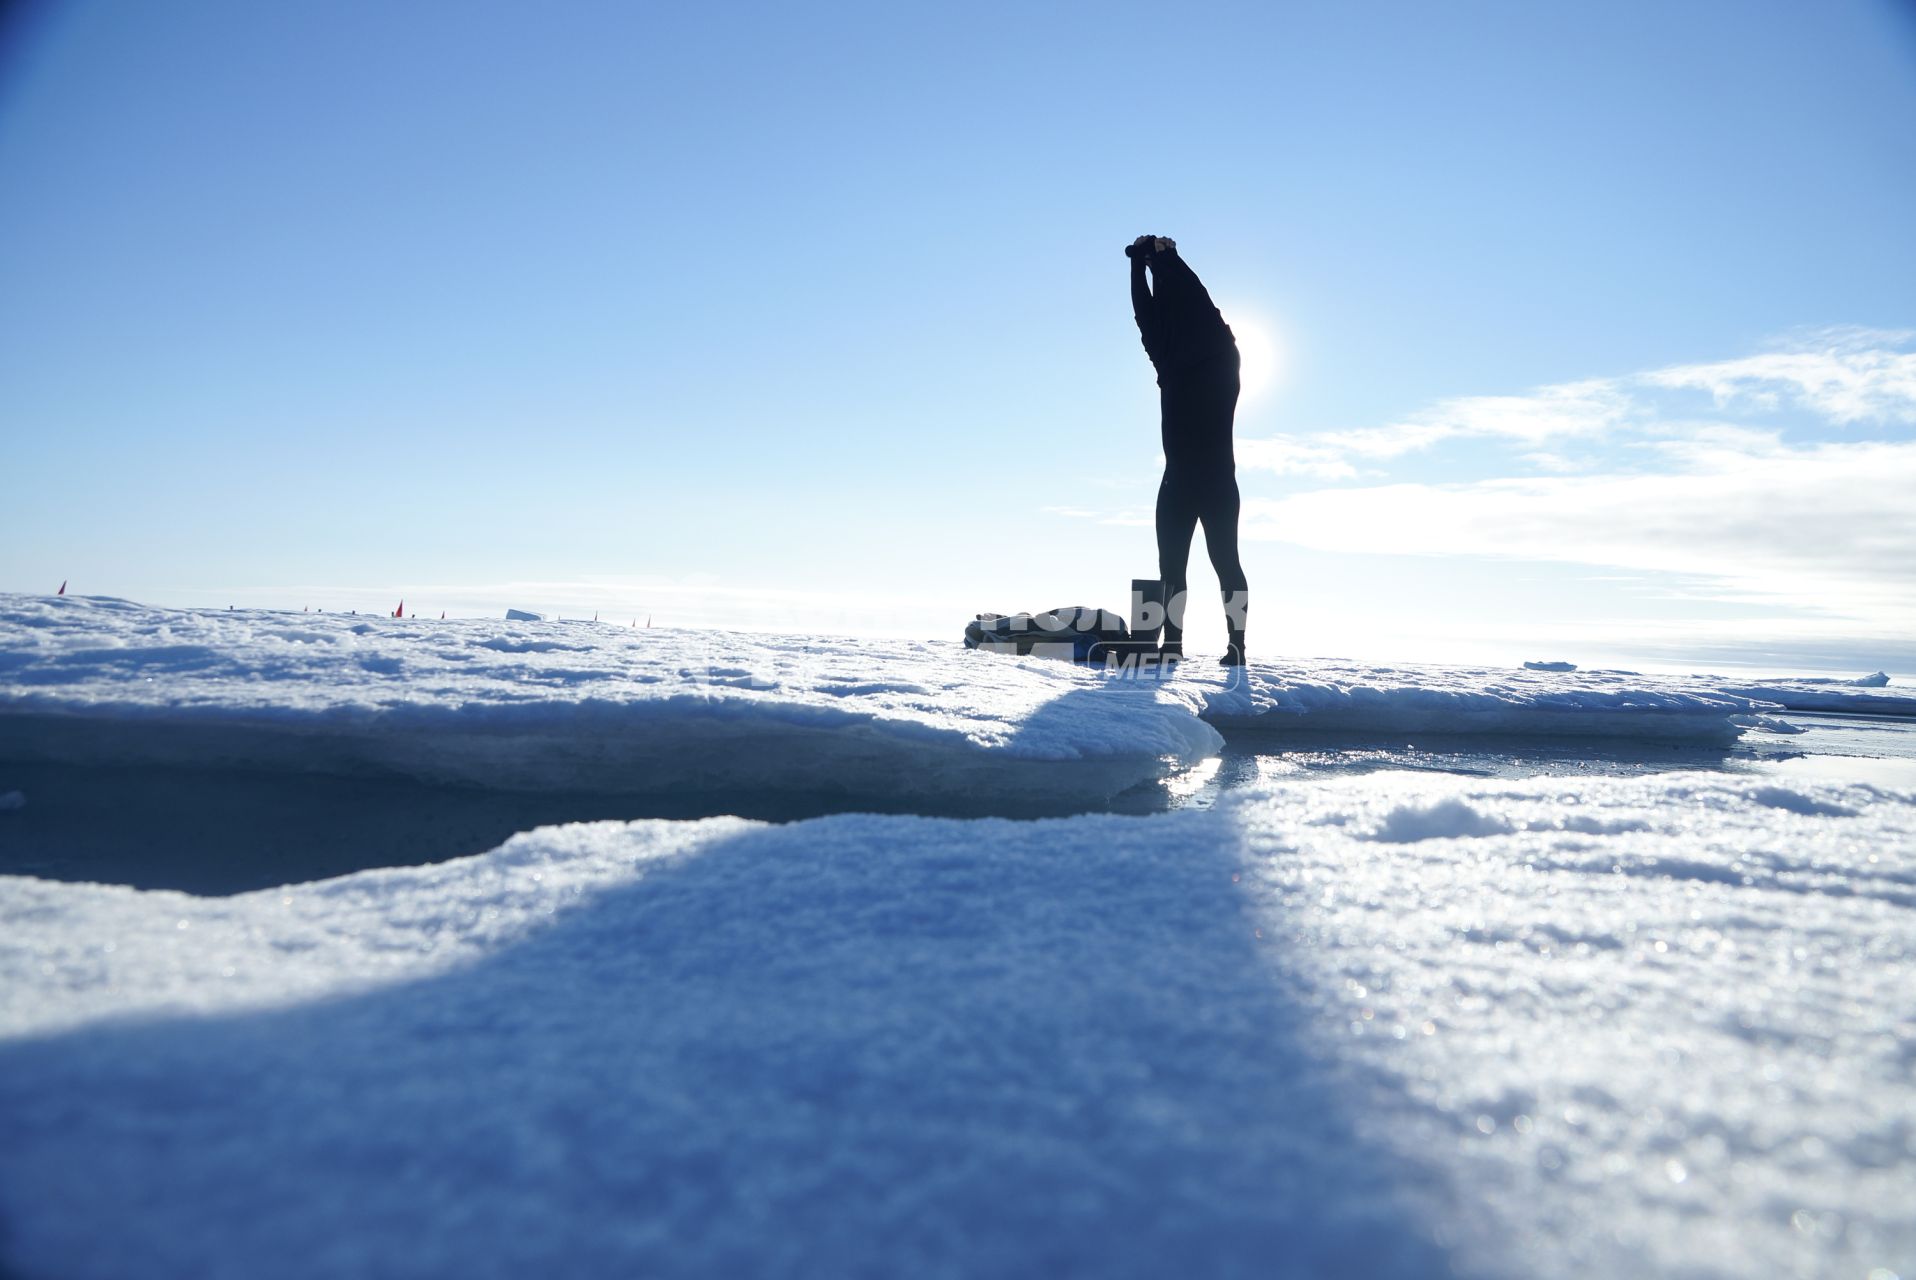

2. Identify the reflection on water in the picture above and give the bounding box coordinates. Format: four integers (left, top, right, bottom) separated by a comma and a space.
1118, 711, 1916, 813
1756, 752, 1916, 787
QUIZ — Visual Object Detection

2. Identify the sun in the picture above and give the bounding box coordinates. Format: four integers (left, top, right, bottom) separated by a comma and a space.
1223, 306, 1287, 410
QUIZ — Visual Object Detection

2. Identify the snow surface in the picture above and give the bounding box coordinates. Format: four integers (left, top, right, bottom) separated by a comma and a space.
0, 595, 1219, 808
2, 771, 1912, 1279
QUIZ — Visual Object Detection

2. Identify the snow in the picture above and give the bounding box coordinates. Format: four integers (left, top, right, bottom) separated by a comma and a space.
0, 594, 1219, 808
3, 771, 1912, 1279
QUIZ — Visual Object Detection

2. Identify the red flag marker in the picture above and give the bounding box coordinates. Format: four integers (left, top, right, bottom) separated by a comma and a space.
57, 581, 66, 596
394, 600, 404, 618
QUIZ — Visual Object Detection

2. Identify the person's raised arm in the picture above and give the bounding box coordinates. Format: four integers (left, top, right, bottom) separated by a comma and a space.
1128, 235, 1162, 359
1153, 247, 1229, 342
1131, 252, 1155, 328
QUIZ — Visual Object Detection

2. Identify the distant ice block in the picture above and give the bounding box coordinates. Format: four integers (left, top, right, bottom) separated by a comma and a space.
1729, 713, 1807, 735
1521, 660, 1577, 672
0, 595, 1217, 808
504, 608, 545, 622
1746, 670, 1892, 688
1715, 673, 1915, 717
1168, 658, 1772, 743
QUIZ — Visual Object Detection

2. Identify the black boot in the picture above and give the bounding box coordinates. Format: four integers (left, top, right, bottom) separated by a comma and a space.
1160, 579, 1188, 663
1130, 578, 1165, 646
1220, 590, 1247, 666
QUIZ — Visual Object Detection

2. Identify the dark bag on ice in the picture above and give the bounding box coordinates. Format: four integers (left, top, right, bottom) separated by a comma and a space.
964, 606, 1131, 662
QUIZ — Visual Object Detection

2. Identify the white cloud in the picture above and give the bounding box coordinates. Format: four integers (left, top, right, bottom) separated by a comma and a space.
1375, 378, 1634, 450
1240, 438, 1916, 631
1642, 326, 1916, 424
1043, 505, 1152, 527
1237, 377, 1635, 478
1233, 437, 1360, 480
1639, 424, 1789, 469
1237, 329, 1916, 482
1518, 451, 1587, 474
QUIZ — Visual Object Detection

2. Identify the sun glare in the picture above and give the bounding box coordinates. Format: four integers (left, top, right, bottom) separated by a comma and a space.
1223, 306, 1287, 410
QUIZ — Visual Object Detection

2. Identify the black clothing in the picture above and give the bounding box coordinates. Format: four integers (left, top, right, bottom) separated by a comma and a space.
1132, 249, 1248, 648
1131, 251, 1240, 471
1156, 467, 1245, 595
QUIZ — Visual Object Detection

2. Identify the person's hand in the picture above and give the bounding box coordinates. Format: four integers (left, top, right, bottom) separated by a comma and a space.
1152, 236, 1177, 256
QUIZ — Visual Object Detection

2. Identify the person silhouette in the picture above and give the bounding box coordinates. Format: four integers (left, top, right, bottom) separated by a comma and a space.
1128, 234, 1248, 665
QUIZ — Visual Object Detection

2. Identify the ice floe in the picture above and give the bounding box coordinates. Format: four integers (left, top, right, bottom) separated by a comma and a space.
0, 595, 1217, 807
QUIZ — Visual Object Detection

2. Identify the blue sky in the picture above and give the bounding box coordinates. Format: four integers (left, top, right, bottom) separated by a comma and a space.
3, 0, 1914, 670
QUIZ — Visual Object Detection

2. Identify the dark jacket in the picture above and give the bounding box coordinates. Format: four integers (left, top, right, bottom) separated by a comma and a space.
1132, 250, 1240, 470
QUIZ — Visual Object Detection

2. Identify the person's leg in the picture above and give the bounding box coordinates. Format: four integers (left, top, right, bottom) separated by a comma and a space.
1197, 473, 1249, 664
1155, 473, 1200, 656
